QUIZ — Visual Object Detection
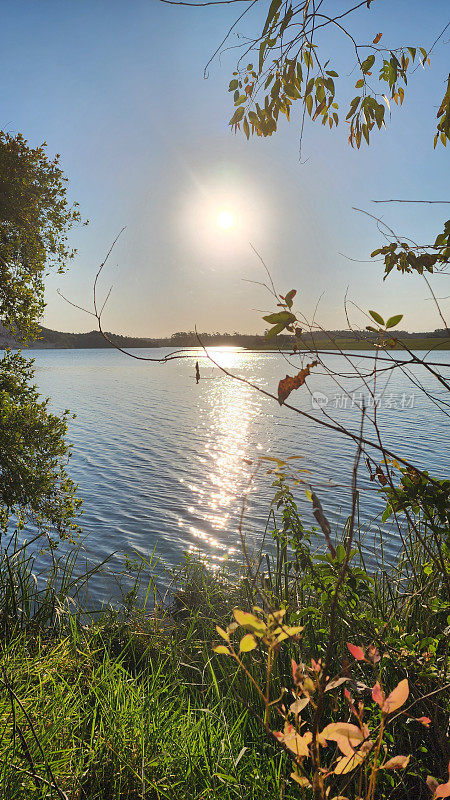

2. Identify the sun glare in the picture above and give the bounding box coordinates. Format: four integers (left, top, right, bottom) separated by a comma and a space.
216, 210, 234, 230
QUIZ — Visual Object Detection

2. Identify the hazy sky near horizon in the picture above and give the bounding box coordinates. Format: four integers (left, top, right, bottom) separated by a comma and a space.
1, 0, 449, 335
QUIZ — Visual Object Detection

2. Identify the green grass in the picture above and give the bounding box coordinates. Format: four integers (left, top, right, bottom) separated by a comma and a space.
0, 626, 297, 800
0, 502, 448, 799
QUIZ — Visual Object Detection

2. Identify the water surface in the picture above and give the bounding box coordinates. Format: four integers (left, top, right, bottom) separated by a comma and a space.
29, 347, 449, 600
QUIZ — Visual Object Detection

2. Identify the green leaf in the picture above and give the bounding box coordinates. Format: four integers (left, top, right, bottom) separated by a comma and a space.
215, 773, 238, 784
284, 84, 300, 99
303, 49, 313, 69
229, 79, 238, 91
229, 107, 245, 125
305, 77, 314, 96
259, 40, 267, 73
284, 289, 297, 308
355, 78, 364, 89
385, 313, 403, 329
266, 323, 285, 338
263, 311, 296, 325
369, 310, 385, 326
262, 0, 281, 36
361, 54, 375, 73
374, 103, 385, 128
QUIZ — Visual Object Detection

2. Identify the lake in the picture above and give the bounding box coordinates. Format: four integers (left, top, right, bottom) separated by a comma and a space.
29, 346, 449, 602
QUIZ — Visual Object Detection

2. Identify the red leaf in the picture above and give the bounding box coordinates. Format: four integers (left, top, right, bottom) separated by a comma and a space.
415, 716, 431, 727
373, 32, 383, 44
436, 778, 450, 798
278, 361, 318, 404
344, 688, 358, 718
372, 681, 384, 707
347, 642, 365, 661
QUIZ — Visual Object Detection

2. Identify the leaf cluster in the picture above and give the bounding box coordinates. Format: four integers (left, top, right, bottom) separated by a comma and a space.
0, 131, 84, 340
224, 2, 445, 151
371, 221, 450, 279
0, 350, 81, 539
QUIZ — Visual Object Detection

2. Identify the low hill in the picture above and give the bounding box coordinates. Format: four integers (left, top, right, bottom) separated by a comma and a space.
1, 324, 449, 351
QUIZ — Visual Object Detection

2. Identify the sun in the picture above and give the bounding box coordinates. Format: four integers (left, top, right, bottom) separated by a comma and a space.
216, 209, 234, 230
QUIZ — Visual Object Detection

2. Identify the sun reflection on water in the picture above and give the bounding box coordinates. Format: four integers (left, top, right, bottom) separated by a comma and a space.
182, 349, 259, 569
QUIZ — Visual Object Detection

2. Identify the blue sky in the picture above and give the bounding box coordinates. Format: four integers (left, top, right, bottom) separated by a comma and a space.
1, 0, 449, 334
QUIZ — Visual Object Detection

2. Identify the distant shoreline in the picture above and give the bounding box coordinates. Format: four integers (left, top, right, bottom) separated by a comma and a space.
9, 341, 450, 353
1, 324, 449, 351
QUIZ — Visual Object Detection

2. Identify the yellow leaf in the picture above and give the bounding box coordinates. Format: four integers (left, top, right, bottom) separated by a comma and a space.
216, 625, 229, 641
213, 645, 230, 655
239, 633, 257, 652
274, 724, 310, 757
275, 624, 304, 643
284, 625, 304, 636
302, 677, 316, 694
275, 630, 290, 643
333, 751, 366, 774
233, 609, 266, 634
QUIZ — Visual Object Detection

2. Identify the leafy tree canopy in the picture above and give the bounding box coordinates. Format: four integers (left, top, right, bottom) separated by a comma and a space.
0, 132, 83, 539
0, 131, 83, 341
218, 1, 449, 149
0, 350, 80, 540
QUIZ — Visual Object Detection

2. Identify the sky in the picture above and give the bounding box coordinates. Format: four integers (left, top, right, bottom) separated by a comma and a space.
1, 0, 449, 335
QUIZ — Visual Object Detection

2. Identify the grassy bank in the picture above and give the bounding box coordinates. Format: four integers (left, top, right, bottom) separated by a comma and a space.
0, 554, 297, 799
1, 483, 449, 800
